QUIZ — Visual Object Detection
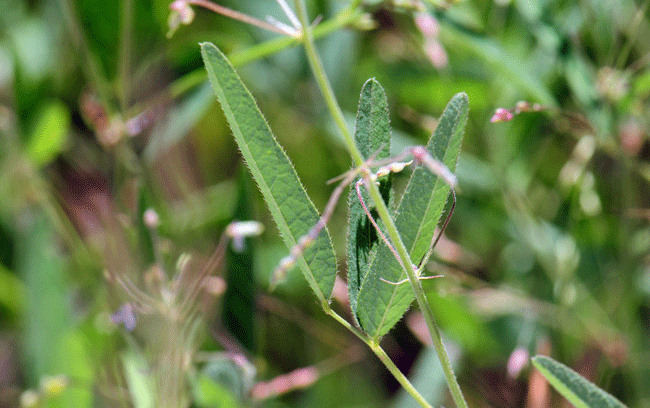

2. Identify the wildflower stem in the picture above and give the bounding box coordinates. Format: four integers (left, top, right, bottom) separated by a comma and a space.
169, 3, 363, 99
324, 307, 433, 408
294, 1, 467, 406
186, 0, 295, 36
293, 0, 364, 166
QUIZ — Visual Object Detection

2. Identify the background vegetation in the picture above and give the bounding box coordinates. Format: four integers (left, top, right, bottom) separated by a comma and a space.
1, 0, 649, 406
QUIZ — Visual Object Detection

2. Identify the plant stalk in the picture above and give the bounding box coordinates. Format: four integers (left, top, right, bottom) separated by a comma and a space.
324, 308, 433, 408
294, 1, 468, 407
371, 343, 434, 408
169, 1, 363, 99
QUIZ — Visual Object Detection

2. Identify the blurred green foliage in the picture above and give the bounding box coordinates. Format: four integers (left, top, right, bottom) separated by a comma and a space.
0, 0, 649, 406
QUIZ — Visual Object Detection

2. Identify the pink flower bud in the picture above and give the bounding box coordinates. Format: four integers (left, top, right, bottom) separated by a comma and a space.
507, 346, 530, 378
170, 0, 195, 24
143, 208, 160, 228
167, 0, 195, 38
414, 13, 439, 37
490, 108, 514, 123
514, 101, 531, 113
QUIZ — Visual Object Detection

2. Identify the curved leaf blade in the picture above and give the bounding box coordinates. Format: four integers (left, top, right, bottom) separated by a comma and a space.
532, 355, 626, 408
200, 42, 337, 301
348, 78, 392, 319
356, 93, 469, 339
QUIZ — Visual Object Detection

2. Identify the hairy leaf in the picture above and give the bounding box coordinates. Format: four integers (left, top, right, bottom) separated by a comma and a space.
348, 78, 392, 320
201, 42, 336, 301
356, 93, 468, 339
532, 355, 626, 408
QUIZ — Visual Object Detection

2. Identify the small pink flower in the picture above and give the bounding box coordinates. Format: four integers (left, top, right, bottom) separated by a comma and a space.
424, 40, 448, 69
507, 346, 530, 378
170, 0, 195, 24
167, 0, 195, 38
490, 108, 514, 123
514, 101, 531, 114
143, 208, 160, 228
415, 13, 439, 37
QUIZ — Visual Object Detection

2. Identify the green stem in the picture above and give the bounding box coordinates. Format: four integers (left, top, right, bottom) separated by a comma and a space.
294, 1, 468, 407
324, 307, 432, 408
371, 343, 434, 408
293, 0, 363, 166
169, 1, 362, 99
365, 173, 469, 408
57, 0, 113, 112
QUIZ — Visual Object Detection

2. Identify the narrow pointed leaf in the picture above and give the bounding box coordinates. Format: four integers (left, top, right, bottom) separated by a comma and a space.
348, 78, 392, 319
532, 356, 626, 408
356, 93, 468, 339
200, 42, 336, 301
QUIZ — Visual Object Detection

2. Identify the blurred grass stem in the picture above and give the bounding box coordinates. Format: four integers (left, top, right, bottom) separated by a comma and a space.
57, 0, 113, 112
186, 0, 297, 37
118, 0, 133, 113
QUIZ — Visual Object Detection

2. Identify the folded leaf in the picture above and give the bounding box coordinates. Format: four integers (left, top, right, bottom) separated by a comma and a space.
200, 42, 337, 301
356, 93, 468, 340
348, 78, 392, 320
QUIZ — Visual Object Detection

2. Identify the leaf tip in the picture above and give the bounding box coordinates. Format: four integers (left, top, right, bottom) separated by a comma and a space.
454, 91, 469, 104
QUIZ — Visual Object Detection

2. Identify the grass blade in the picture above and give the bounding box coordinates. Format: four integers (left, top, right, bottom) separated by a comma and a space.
200, 42, 337, 301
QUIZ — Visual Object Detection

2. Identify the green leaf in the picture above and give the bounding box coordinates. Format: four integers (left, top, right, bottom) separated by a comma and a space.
57, 330, 94, 385
200, 358, 254, 403
122, 349, 155, 408
25, 99, 70, 166
532, 355, 626, 408
424, 288, 498, 355
391, 345, 461, 408
190, 373, 241, 408
348, 78, 392, 320
0, 263, 25, 317
18, 211, 70, 380
356, 93, 468, 339
200, 42, 337, 301
55, 330, 94, 408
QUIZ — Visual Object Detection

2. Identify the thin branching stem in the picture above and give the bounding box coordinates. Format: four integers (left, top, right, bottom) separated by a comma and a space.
187, 0, 298, 37
293, 1, 468, 406
177, 228, 230, 316
169, 3, 363, 99
417, 189, 456, 271
355, 179, 405, 269
272, 163, 366, 285
322, 307, 433, 408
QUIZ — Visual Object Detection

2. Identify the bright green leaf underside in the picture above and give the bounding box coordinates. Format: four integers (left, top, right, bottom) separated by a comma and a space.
200, 42, 336, 301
